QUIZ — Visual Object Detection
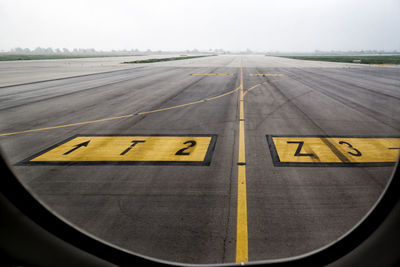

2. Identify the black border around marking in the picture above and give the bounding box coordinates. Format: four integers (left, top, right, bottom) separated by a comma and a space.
17, 134, 217, 166
266, 135, 399, 167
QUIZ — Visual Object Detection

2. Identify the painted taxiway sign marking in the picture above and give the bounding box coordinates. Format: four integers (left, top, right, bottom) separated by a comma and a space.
20, 135, 217, 165
267, 135, 400, 167
250, 74, 284, 77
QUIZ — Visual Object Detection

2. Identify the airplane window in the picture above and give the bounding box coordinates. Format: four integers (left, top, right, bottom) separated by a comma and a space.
0, 0, 399, 264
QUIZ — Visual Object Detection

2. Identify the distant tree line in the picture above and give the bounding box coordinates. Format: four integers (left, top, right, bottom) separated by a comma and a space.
4, 47, 219, 54
7, 47, 143, 54
6, 47, 398, 55
4, 47, 231, 54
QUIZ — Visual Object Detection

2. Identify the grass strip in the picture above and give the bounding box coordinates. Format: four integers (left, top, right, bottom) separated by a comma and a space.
123, 55, 208, 64
279, 55, 400, 65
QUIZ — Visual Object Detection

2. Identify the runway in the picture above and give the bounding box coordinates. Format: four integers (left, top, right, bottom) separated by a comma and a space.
0, 55, 399, 264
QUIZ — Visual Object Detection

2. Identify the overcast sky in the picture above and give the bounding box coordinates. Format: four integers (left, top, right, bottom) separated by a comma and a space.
0, 0, 399, 52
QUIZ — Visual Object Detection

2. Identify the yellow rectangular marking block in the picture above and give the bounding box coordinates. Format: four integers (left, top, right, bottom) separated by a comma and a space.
22, 135, 217, 166
267, 136, 400, 166
250, 74, 284, 77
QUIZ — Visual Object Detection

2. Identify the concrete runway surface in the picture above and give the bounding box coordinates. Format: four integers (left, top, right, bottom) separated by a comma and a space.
0, 55, 399, 264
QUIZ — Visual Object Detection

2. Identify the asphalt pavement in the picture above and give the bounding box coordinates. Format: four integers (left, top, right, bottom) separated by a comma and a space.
0, 55, 399, 264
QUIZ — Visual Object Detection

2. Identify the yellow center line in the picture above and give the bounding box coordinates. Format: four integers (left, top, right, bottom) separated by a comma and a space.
236, 61, 248, 263
0, 85, 241, 137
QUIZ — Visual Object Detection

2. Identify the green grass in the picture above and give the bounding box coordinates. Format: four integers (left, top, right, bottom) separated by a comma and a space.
279, 55, 400, 65
123, 55, 208, 64
0, 54, 128, 61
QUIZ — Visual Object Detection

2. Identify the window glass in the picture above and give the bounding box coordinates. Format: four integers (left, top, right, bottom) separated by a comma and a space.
0, 0, 399, 264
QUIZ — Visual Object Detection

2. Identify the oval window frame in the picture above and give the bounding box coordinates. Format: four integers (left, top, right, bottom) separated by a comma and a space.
0, 150, 399, 266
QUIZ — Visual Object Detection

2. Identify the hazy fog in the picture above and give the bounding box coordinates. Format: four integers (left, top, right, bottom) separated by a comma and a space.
0, 0, 399, 52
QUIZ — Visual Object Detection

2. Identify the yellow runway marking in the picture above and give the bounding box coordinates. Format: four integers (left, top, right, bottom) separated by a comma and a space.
138, 100, 206, 115
23, 136, 214, 164
236, 62, 248, 263
250, 73, 284, 77
268, 136, 400, 166
243, 83, 261, 97
138, 86, 241, 115
0, 86, 241, 137
243, 77, 285, 97
0, 114, 134, 137
191, 73, 233, 76
205, 86, 240, 101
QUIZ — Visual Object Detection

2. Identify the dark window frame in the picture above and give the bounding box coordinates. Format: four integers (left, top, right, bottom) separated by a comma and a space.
0, 150, 399, 266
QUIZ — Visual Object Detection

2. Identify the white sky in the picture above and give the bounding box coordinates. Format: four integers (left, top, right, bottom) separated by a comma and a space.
0, 0, 399, 52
